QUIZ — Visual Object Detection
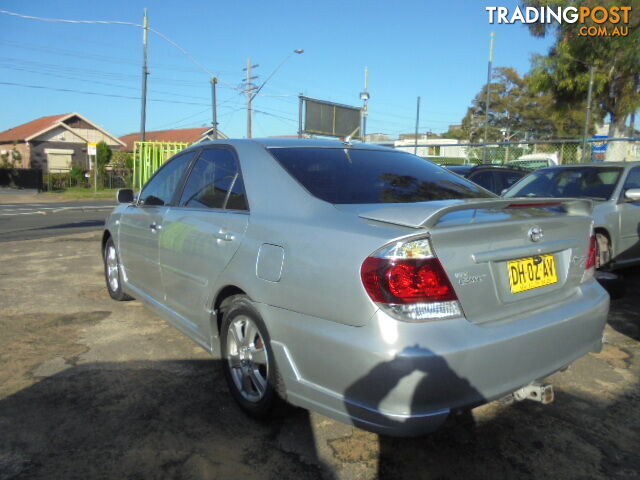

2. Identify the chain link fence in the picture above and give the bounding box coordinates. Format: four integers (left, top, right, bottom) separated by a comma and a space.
396, 138, 640, 167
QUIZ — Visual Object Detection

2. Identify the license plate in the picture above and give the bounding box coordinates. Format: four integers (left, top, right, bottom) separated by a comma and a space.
507, 254, 558, 294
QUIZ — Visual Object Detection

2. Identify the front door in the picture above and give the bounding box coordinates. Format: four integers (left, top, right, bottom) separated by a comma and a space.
118, 150, 197, 301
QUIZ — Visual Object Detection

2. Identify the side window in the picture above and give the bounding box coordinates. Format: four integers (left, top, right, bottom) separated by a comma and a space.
623, 167, 640, 191
496, 171, 525, 192
468, 171, 494, 192
179, 148, 248, 211
139, 151, 196, 206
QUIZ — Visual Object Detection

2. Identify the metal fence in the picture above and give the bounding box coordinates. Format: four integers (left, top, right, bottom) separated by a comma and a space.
396, 138, 640, 166
133, 141, 190, 190
43, 168, 131, 191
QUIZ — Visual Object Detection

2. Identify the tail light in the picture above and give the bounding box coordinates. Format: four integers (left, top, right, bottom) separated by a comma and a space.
360, 236, 462, 321
582, 234, 597, 283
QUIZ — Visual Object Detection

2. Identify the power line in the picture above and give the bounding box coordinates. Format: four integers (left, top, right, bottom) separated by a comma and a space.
0, 8, 241, 92
0, 81, 212, 106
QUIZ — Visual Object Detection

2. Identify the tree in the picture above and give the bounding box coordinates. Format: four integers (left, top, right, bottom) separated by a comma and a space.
525, 0, 640, 161
457, 67, 581, 142
96, 142, 112, 172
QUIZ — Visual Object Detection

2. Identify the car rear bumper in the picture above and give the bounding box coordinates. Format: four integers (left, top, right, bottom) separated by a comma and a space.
258, 280, 609, 436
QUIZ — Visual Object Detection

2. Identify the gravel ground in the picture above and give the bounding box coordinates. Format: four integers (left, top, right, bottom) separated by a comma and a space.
0, 232, 638, 480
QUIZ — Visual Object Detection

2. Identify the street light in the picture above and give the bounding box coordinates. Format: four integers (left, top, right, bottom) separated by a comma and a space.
246, 49, 304, 137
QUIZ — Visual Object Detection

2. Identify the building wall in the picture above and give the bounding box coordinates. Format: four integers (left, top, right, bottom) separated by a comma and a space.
394, 138, 467, 159
0, 141, 30, 168
36, 126, 86, 144
29, 141, 87, 171
72, 128, 121, 147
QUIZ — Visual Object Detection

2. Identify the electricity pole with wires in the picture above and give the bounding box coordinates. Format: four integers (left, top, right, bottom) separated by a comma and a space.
140, 9, 149, 142
243, 58, 259, 138
211, 76, 219, 139
242, 50, 304, 138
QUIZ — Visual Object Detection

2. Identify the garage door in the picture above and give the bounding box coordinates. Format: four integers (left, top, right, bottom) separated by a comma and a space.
46, 152, 73, 172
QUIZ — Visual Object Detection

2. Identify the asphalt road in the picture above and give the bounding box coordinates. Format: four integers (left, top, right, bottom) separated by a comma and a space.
0, 231, 638, 479
0, 201, 114, 242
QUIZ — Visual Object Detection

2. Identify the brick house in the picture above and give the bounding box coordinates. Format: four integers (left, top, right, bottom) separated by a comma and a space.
118, 127, 227, 151
0, 113, 125, 171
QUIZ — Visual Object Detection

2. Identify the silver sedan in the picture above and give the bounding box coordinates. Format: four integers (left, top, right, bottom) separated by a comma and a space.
504, 162, 640, 269
102, 139, 609, 436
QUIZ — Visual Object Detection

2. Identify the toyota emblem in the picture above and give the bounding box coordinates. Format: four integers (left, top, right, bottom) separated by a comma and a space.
528, 225, 544, 243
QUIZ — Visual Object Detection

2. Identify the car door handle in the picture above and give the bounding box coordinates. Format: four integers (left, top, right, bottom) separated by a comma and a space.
149, 222, 162, 232
214, 231, 234, 242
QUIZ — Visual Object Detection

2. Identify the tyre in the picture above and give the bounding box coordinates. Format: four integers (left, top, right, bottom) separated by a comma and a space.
596, 233, 612, 270
220, 295, 285, 419
103, 237, 133, 301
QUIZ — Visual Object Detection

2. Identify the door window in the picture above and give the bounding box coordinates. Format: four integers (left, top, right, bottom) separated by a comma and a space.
623, 167, 640, 191
179, 148, 248, 210
139, 151, 196, 206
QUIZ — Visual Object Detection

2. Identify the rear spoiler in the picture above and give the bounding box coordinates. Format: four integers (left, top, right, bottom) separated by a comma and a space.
358, 198, 593, 229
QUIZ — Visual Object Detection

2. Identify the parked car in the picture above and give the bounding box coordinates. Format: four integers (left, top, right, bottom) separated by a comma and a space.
103, 139, 608, 436
504, 162, 640, 270
507, 152, 559, 170
445, 164, 529, 195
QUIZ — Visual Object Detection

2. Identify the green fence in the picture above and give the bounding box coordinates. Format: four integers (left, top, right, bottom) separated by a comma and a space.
133, 141, 190, 190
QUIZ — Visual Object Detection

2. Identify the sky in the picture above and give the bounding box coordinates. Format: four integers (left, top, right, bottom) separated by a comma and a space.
0, 0, 556, 139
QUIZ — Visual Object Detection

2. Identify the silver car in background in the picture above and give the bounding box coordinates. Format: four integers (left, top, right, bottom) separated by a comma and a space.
102, 139, 609, 436
504, 162, 640, 269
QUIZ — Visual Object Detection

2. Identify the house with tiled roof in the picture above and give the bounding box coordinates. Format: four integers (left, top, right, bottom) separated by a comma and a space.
0, 113, 124, 171
119, 127, 227, 151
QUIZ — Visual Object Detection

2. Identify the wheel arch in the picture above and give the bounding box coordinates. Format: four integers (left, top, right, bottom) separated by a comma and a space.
594, 226, 612, 253
212, 285, 248, 337
101, 229, 112, 253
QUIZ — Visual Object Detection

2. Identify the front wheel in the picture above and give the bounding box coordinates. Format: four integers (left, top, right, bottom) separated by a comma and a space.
103, 237, 133, 301
220, 296, 285, 419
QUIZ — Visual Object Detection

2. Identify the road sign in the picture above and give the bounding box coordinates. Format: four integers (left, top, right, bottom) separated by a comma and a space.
87, 142, 97, 156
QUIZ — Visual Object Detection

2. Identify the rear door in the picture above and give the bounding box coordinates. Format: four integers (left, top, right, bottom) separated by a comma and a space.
118, 151, 196, 300
160, 146, 249, 339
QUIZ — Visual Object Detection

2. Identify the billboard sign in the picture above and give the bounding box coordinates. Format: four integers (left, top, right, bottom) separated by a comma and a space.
301, 96, 361, 139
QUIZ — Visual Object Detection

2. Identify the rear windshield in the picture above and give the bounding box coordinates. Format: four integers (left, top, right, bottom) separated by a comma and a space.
504, 167, 623, 200
269, 147, 493, 204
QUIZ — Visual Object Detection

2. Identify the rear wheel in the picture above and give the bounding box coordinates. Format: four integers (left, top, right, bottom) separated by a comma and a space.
103, 237, 133, 301
595, 233, 612, 270
220, 295, 285, 418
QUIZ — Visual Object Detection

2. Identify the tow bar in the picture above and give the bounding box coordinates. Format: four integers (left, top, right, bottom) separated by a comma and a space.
513, 382, 554, 404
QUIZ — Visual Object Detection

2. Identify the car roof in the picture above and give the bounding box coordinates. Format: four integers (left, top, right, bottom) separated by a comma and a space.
195, 137, 395, 151
536, 162, 640, 171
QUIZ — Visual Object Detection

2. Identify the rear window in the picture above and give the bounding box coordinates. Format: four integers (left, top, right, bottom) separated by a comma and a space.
269, 147, 493, 204
504, 167, 623, 200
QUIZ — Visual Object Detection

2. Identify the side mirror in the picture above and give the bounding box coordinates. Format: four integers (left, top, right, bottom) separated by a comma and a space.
624, 188, 640, 202
117, 189, 135, 204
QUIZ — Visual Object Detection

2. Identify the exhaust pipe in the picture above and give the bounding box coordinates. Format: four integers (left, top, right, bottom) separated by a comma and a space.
513, 382, 554, 404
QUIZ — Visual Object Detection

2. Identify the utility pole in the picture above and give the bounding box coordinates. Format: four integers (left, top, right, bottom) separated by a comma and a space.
298, 93, 304, 139
140, 9, 149, 142
414, 96, 421, 155
243, 58, 259, 138
360, 67, 370, 140
581, 65, 595, 163
211, 76, 218, 139
483, 32, 495, 163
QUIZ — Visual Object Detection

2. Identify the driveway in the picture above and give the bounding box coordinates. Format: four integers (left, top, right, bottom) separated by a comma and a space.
0, 232, 638, 479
